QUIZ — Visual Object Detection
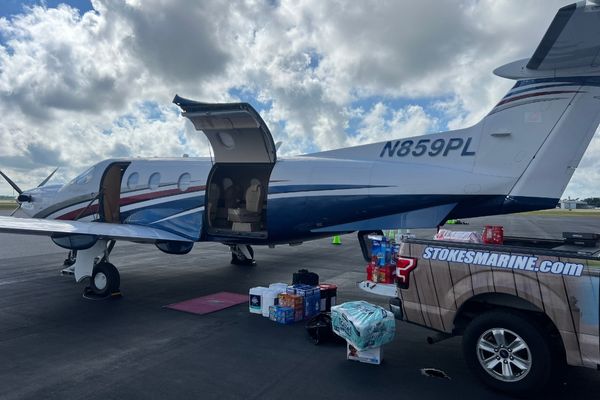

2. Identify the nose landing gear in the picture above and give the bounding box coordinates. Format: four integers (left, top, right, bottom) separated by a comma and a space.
71, 239, 122, 300
230, 244, 256, 266
84, 261, 121, 299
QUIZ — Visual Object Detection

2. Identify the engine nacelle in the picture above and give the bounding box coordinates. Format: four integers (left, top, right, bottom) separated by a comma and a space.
51, 233, 99, 250
155, 241, 194, 255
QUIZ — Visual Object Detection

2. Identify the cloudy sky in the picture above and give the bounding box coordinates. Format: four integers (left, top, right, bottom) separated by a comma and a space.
0, 0, 596, 198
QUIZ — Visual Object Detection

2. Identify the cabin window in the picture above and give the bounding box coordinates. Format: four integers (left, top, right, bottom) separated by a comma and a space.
127, 172, 139, 190
178, 173, 191, 192
218, 131, 235, 149
148, 172, 161, 190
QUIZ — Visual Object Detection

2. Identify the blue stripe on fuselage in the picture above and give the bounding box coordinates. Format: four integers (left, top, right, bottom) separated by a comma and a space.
513, 76, 600, 88
114, 185, 557, 246
504, 83, 581, 99
268, 184, 390, 194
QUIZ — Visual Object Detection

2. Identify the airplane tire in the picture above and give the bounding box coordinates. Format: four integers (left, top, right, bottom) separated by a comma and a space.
90, 262, 120, 297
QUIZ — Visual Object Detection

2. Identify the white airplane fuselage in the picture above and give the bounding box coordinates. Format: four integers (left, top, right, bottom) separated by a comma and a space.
16, 122, 564, 248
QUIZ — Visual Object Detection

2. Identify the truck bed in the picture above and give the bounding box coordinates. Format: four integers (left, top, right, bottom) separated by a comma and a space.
405, 235, 600, 260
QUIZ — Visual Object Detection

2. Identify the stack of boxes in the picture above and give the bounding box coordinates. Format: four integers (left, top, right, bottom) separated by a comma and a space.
331, 301, 396, 365
249, 279, 330, 324
278, 292, 304, 322
366, 234, 399, 284
287, 284, 320, 319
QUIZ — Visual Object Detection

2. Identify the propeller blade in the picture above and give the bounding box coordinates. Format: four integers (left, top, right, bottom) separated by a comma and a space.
37, 167, 59, 187
0, 170, 23, 194
9, 205, 21, 216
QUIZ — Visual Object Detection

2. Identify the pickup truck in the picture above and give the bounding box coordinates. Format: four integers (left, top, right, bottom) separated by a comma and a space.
359, 232, 599, 394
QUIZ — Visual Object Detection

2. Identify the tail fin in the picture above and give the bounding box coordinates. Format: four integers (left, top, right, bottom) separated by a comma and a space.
308, 2, 600, 213
483, 1, 600, 203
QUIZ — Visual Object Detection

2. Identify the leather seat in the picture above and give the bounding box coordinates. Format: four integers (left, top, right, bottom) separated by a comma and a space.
228, 182, 263, 225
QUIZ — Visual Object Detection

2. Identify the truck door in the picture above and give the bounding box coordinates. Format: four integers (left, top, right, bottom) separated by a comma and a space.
174, 96, 277, 239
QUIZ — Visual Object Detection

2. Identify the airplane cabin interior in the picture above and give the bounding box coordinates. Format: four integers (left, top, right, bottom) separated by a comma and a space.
205, 164, 273, 238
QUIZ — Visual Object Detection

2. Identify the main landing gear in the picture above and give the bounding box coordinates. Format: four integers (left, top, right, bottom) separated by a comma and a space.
230, 244, 256, 266
60, 250, 77, 276
71, 239, 122, 300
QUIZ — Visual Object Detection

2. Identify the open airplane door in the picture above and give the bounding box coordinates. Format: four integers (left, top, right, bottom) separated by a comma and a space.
173, 95, 277, 239
174, 96, 277, 163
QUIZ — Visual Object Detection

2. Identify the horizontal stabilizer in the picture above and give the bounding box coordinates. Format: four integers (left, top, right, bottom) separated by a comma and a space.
0, 216, 193, 243
527, 2, 595, 71
311, 203, 456, 232
495, 2, 600, 79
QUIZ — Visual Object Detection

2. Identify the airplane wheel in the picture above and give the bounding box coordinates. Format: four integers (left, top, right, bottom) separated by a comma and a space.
90, 262, 120, 297
231, 245, 255, 266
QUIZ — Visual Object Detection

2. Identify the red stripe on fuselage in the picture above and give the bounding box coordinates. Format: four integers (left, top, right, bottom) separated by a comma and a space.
56, 185, 206, 220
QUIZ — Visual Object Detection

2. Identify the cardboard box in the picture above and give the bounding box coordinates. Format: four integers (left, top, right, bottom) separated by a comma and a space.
269, 305, 294, 324
279, 293, 303, 309
346, 342, 383, 365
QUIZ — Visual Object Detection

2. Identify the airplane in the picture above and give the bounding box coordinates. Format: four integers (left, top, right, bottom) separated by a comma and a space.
1, 1, 600, 299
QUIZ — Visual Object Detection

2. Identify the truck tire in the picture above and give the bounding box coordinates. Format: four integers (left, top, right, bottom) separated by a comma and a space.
462, 310, 558, 395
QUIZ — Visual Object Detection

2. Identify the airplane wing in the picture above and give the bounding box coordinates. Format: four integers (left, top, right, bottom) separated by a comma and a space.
0, 216, 193, 243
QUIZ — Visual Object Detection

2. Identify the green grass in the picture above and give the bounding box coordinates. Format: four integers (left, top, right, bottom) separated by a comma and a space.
520, 209, 600, 217
0, 201, 17, 210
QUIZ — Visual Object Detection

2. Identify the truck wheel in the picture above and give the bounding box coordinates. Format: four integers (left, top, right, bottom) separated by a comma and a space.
462, 310, 557, 395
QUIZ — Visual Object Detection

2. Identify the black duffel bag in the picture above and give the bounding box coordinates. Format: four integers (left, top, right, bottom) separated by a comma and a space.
305, 312, 345, 345
292, 269, 319, 286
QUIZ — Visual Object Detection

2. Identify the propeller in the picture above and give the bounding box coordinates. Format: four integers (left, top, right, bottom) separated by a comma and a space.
1, 167, 59, 216
0, 170, 23, 194
37, 167, 58, 187
9, 205, 20, 216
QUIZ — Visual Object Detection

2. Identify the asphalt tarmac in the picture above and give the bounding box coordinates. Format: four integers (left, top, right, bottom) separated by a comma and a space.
0, 211, 599, 400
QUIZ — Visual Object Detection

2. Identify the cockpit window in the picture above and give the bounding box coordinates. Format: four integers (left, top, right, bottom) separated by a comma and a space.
72, 167, 95, 185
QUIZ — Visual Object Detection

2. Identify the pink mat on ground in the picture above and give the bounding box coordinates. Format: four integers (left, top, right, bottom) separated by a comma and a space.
165, 292, 248, 315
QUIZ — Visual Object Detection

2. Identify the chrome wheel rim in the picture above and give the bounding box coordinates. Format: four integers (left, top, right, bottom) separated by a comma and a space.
93, 272, 108, 291
476, 328, 532, 382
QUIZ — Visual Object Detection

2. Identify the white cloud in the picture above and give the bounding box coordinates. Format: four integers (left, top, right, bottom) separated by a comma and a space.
346, 103, 438, 147
0, 0, 596, 201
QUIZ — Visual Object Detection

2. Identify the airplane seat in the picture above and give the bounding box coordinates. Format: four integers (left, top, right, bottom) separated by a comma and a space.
246, 183, 264, 213
228, 181, 264, 230
207, 183, 220, 226
217, 178, 241, 219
